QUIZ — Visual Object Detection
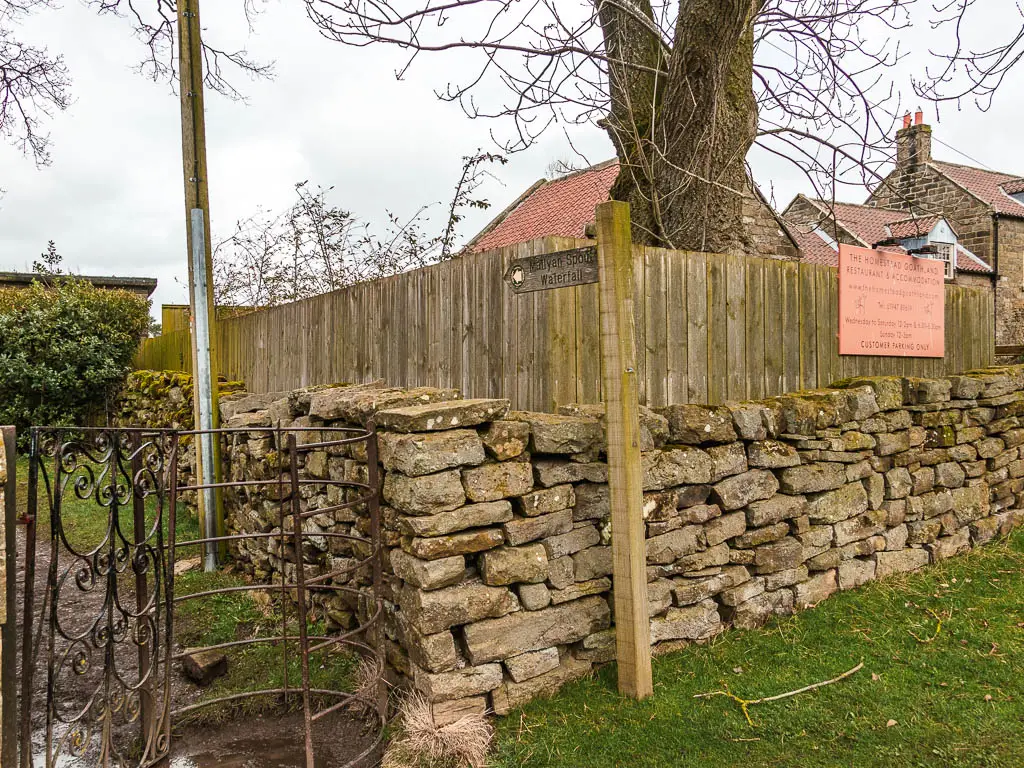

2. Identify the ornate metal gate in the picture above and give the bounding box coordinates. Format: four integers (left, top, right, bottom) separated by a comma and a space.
18, 425, 386, 768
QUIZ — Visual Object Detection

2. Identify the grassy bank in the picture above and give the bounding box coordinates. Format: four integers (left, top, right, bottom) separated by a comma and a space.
490, 531, 1024, 768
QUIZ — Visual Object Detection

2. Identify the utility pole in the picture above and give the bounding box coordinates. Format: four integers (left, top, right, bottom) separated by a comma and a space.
177, 0, 221, 571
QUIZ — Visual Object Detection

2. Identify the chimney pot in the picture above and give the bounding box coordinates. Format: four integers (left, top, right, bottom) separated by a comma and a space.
903, 113, 912, 129
914, 110, 924, 125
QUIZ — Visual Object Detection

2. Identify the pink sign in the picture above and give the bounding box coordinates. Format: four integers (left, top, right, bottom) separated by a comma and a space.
838, 244, 945, 358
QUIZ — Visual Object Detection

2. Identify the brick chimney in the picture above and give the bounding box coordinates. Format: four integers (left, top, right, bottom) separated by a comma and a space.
896, 111, 932, 168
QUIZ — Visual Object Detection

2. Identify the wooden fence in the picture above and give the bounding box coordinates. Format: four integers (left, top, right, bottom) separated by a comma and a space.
137, 238, 996, 411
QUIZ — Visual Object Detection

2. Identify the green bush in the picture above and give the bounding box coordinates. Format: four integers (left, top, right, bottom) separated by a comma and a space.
0, 278, 151, 434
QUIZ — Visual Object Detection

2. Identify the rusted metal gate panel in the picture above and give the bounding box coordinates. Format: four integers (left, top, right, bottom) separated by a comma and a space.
20, 428, 175, 768
18, 426, 386, 768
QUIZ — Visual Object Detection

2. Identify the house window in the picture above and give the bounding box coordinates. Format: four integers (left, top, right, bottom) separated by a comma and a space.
928, 241, 956, 280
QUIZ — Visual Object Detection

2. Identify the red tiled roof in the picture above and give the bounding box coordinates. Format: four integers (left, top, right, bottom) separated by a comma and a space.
886, 215, 943, 239
789, 226, 838, 266
932, 161, 1024, 217
956, 245, 994, 273
467, 161, 618, 252
822, 201, 910, 246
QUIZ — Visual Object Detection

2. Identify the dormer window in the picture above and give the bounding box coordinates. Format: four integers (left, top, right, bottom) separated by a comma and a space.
927, 240, 956, 280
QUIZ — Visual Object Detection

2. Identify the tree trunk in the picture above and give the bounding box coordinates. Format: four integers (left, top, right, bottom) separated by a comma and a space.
600, 0, 759, 254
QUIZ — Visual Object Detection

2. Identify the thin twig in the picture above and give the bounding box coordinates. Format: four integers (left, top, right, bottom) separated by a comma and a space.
909, 608, 945, 644
694, 661, 865, 726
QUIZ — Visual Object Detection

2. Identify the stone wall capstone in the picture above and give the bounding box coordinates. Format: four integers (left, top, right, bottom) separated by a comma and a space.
120, 366, 1024, 724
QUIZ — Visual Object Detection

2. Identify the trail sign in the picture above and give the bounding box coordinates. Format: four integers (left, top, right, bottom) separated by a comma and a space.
503, 246, 599, 293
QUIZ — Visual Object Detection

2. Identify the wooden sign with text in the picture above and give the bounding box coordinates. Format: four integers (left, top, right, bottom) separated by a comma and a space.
838, 244, 945, 358
503, 247, 599, 293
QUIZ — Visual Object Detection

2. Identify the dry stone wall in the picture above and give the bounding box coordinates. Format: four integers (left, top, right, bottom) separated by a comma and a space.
123, 366, 1024, 724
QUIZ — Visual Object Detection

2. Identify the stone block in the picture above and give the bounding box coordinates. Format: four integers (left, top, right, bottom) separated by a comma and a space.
906, 518, 943, 546
876, 431, 911, 456
572, 482, 610, 521
546, 556, 574, 589
807, 481, 869, 524
708, 442, 749, 481
400, 581, 519, 634
400, 501, 513, 538
480, 544, 548, 586
182, 650, 228, 686
746, 494, 807, 527
650, 599, 723, 642
837, 558, 875, 590
778, 462, 847, 494
806, 548, 841, 572
726, 402, 771, 441
380, 430, 486, 477
833, 509, 887, 547
505, 647, 561, 683
969, 516, 1000, 545
648, 578, 675, 615
463, 596, 610, 664
657, 404, 737, 444
719, 577, 766, 606
754, 537, 803, 574
677, 485, 713, 509
765, 565, 809, 590
572, 546, 613, 581
510, 411, 603, 454
576, 630, 616, 662
430, 697, 489, 727
502, 509, 573, 547
793, 569, 837, 609
952, 484, 990, 525
883, 523, 909, 551
643, 448, 713, 489
482, 420, 531, 460
875, 548, 929, 578
517, 582, 552, 611
672, 566, 749, 606
884, 467, 913, 499
733, 522, 789, 549
404, 624, 460, 674
646, 525, 705, 564
403, 529, 504, 561
726, 589, 794, 630
544, 525, 601, 559
414, 663, 503, 702
534, 460, 608, 487
518, 485, 575, 517
864, 473, 885, 510
747, 440, 801, 468
680, 503, 722, 525
549, 578, 611, 605
384, 469, 466, 515
462, 461, 533, 502
391, 550, 466, 591
926, 528, 971, 561
712, 469, 779, 511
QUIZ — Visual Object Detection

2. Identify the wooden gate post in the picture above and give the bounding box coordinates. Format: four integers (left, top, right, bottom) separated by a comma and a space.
595, 201, 653, 699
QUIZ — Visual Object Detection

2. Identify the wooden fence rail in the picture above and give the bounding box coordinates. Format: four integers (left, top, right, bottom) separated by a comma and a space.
137, 238, 996, 411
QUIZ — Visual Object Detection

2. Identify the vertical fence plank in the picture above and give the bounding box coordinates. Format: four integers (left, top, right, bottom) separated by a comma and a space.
745, 257, 765, 401
726, 253, 746, 402
781, 261, 801, 393
707, 253, 728, 404
799, 264, 818, 391
686, 252, 709, 403
763, 261, 784, 396
666, 250, 689, 404
645, 248, 668, 407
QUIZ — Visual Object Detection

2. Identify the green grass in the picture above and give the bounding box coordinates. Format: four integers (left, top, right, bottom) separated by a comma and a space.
14, 454, 359, 726
490, 531, 1024, 768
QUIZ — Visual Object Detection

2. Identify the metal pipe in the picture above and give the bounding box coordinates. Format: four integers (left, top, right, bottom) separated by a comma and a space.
190, 208, 218, 571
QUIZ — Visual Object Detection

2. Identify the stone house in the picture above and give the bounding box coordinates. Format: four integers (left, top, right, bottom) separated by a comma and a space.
784, 114, 1023, 347
463, 159, 800, 260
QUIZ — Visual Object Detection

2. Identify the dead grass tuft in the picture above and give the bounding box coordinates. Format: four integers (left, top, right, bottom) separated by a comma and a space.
383, 692, 493, 768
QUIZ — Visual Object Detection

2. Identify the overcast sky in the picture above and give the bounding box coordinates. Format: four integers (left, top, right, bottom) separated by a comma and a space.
2, 2, 1022, 318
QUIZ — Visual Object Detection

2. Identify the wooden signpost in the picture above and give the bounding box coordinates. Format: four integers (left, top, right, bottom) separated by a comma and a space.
502, 204, 653, 699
